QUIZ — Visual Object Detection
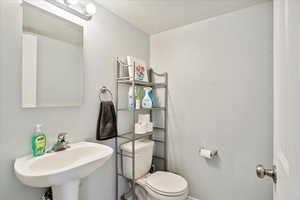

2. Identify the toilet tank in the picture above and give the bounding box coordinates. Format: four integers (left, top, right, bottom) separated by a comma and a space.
120, 139, 154, 179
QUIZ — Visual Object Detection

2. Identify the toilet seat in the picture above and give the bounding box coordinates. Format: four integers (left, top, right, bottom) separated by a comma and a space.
137, 171, 188, 200
145, 171, 188, 196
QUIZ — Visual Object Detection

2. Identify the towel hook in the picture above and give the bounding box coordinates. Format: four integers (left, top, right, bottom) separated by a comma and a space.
99, 86, 113, 102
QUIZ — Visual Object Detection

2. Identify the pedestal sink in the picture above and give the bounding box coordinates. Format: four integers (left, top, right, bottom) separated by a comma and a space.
14, 142, 113, 200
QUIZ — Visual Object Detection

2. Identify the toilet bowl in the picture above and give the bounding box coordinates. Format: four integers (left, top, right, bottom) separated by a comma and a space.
120, 139, 189, 200
135, 171, 188, 200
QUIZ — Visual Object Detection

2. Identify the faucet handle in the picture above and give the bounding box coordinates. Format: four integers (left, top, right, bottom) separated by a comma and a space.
57, 132, 68, 142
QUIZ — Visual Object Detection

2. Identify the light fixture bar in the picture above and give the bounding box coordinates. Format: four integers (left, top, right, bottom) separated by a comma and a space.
44, 0, 92, 21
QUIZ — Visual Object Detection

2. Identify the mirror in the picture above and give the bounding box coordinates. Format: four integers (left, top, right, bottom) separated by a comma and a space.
22, 2, 84, 108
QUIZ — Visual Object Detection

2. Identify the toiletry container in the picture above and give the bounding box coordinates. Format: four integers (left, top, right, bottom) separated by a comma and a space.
142, 87, 153, 109
32, 124, 46, 157
135, 114, 153, 134
136, 88, 141, 109
128, 86, 134, 110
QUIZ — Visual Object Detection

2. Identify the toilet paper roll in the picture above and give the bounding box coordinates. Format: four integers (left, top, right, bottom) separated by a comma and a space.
200, 149, 217, 159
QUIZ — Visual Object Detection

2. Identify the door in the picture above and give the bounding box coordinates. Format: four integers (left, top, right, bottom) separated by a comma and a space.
258, 0, 300, 199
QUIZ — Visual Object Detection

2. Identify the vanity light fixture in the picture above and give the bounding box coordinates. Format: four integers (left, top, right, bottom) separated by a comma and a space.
85, 3, 96, 15
64, 0, 79, 5
45, 0, 96, 20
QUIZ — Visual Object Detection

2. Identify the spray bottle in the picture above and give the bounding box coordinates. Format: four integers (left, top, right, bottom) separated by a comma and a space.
142, 87, 152, 108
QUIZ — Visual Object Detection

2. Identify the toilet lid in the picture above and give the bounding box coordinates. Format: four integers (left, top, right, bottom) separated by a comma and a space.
144, 171, 188, 196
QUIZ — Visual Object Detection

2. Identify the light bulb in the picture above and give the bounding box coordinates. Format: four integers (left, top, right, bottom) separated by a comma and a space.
64, 0, 79, 5
85, 3, 96, 15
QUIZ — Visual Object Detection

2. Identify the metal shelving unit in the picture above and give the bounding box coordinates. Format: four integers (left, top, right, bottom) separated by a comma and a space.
115, 58, 168, 200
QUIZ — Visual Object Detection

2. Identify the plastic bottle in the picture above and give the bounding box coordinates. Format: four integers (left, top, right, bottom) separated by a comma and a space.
128, 86, 134, 110
136, 88, 141, 109
32, 124, 46, 157
142, 87, 153, 108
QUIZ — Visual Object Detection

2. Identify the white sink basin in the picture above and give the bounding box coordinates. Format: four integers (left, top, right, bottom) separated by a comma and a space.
14, 142, 113, 200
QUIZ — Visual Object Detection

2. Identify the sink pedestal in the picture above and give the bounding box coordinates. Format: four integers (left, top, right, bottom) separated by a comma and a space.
52, 180, 80, 200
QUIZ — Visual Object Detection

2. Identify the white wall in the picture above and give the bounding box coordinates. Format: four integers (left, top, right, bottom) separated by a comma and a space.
273, 0, 300, 199
0, 0, 149, 199
150, 2, 273, 200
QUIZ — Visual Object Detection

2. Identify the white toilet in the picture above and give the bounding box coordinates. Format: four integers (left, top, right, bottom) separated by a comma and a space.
121, 139, 189, 200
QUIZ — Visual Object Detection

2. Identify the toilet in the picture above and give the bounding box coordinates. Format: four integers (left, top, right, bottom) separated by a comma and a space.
121, 139, 189, 200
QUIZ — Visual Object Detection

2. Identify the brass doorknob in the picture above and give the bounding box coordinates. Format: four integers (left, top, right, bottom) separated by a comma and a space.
256, 164, 277, 183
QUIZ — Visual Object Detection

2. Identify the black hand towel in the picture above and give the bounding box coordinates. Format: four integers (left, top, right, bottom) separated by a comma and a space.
96, 101, 117, 140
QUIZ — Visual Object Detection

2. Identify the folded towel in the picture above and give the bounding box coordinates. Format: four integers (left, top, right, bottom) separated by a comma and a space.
96, 101, 117, 140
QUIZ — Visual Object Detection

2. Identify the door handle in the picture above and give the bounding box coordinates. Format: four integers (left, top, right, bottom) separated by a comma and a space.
256, 164, 277, 183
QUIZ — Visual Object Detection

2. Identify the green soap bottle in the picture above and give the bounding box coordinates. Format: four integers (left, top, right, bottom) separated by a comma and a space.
32, 124, 46, 157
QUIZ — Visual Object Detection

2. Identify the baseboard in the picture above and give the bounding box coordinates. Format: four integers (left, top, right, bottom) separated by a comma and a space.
188, 196, 200, 200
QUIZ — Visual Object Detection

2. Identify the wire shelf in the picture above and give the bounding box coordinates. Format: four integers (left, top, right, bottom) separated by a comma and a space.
117, 79, 167, 88
118, 127, 165, 141
118, 107, 166, 112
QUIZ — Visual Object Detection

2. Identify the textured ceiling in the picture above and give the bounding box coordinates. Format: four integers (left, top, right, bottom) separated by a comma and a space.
94, 0, 270, 35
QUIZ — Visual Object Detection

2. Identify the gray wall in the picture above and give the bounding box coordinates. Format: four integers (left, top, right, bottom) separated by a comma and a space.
150, 2, 273, 200
0, 0, 149, 199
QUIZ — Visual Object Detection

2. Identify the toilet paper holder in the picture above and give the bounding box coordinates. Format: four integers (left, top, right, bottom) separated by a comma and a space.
199, 147, 218, 160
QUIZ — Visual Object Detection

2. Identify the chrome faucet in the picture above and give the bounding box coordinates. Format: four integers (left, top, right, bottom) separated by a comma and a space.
51, 132, 70, 152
